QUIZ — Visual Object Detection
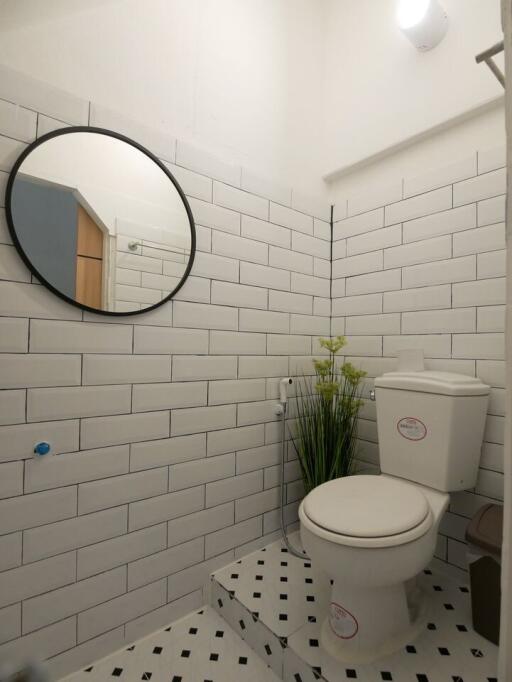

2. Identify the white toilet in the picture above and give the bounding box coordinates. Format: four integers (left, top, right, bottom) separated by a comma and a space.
299, 370, 489, 663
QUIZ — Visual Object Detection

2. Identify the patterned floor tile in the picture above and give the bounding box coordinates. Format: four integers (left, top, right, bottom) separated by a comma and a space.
212, 579, 285, 677
65, 532, 499, 682
63, 606, 280, 682
213, 534, 330, 637
213, 533, 499, 682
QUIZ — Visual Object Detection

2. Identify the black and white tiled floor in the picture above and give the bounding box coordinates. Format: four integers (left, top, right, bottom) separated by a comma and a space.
65, 533, 498, 682
64, 607, 280, 682
211, 533, 499, 682
213, 536, 326, 638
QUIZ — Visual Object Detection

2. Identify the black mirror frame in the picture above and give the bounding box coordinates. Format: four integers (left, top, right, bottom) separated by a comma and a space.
5, 125, 196, 317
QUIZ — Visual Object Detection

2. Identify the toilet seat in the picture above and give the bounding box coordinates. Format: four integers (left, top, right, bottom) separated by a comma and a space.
301, 475, 433, 548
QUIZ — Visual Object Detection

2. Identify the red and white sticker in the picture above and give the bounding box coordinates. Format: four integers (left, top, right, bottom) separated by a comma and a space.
397, 417, 427, 441
329, 602, 358, 639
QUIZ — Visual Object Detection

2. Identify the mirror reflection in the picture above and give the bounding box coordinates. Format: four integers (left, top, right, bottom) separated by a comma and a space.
9, 130, 194, 314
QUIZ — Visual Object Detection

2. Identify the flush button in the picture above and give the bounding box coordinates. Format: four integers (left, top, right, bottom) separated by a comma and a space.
34, 442, 51, 456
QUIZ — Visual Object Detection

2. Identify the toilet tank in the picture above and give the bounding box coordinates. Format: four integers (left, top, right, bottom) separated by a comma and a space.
374, 371, 489, 492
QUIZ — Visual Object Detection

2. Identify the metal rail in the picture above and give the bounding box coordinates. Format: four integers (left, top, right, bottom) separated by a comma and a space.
476, 40, 505, 88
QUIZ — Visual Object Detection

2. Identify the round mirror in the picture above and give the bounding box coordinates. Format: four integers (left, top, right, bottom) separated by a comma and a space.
6, 127, 195, 315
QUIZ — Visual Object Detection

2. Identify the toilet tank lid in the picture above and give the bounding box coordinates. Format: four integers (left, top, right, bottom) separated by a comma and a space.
375, 371, 489, 396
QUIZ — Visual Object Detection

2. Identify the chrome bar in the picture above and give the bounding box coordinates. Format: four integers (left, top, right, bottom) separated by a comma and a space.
485, 57, 506, 87
475, 40, 505, 88
475, 40, 504, 64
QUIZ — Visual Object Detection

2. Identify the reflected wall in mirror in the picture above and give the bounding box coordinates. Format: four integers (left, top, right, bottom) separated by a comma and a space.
6, 127, 195, 315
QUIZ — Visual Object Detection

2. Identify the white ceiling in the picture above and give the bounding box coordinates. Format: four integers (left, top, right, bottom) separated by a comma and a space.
0, 0, 505, 190
0, 0, 122, 31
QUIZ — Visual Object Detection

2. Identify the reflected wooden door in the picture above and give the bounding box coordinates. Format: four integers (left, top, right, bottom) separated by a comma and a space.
75, 205, 103, 308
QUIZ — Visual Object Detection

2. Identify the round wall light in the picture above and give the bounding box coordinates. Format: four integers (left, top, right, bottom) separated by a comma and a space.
397, 0, 448, 51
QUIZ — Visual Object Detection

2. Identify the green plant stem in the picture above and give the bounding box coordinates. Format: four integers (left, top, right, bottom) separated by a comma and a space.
292, 336, 366, 493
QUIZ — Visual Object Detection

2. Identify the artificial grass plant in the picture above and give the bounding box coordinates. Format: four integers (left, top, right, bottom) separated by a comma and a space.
292, 336, 367, 494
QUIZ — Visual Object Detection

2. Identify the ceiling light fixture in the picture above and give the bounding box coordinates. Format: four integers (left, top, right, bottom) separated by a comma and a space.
397, 0, 448, 51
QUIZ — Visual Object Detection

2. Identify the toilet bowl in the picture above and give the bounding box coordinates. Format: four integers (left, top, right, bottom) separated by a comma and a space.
299, 474, 449, 662
298, 369, 490, 663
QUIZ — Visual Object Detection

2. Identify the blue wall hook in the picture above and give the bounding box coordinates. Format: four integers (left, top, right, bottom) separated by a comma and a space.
34, 442, 51, 456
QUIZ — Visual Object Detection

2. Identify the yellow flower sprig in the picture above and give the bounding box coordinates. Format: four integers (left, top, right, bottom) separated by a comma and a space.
318, 335, 346, 354
313, 336, 366, 398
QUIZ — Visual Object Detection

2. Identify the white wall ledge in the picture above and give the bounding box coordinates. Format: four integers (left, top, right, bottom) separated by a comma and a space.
323, 95, 504, 184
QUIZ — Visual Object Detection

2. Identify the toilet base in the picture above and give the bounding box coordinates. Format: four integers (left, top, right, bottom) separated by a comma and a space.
320, 581, 429, 664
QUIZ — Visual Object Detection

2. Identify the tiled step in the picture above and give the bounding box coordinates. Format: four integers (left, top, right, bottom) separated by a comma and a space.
210, 532, 330, 680
210, 533, 499, 682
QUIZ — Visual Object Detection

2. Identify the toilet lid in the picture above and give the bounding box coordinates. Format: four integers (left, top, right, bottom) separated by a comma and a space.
302, 475, 430, 538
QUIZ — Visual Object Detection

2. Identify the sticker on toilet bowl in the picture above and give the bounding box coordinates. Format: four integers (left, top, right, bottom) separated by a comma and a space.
397, 417, 427, 441
329, 602, 359, 639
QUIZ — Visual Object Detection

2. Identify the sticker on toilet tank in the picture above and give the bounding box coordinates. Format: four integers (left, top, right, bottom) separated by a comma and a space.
329, 602, 359, 639
397, 417, 427, 441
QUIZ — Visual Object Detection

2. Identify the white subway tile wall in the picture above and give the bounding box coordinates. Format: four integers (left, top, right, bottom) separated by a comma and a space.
333, 149, 505, 573
114, 232, 191, 312
0, 69, 330, 676
0, 66, 507, 673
